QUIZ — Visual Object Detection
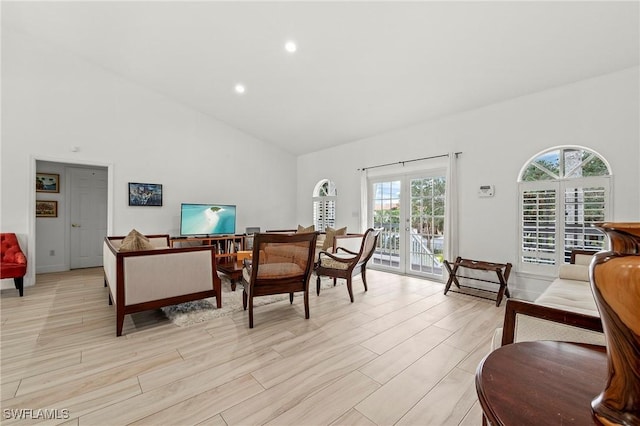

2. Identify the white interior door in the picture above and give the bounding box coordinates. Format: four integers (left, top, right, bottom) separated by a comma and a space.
69, 167, 108, 269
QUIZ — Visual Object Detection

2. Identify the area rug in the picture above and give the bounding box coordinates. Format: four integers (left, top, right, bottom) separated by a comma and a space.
161, 276, 338, 326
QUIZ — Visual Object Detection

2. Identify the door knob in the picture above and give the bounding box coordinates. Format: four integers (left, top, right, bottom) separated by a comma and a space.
72, 223, 81, 228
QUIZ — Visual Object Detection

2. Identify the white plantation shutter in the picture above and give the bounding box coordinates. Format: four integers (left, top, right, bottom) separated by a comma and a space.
521, 185, 558, 266
563, 182, 608, 260
313, 198, 336, 232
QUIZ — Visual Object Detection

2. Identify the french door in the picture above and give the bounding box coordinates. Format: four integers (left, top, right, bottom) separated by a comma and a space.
370, 171, 446, 279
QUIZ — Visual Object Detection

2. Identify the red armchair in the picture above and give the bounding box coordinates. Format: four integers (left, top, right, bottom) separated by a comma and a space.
1, 233, 27, 297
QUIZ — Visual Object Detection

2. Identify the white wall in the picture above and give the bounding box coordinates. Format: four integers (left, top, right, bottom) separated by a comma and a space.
1, 28, 298, 290
297, 67, 640, 300
34, 161, 71, 273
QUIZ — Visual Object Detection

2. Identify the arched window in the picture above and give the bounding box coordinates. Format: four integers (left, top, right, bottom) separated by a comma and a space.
313, 179, 336, 232
518, 146, 611, 274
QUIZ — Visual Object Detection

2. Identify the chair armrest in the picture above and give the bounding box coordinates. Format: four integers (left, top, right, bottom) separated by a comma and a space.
14, 251, 27, 265
318, 250, 355, 263
501, 299, 603, 346
335, 246, 359, 255
334, 234, 363, 253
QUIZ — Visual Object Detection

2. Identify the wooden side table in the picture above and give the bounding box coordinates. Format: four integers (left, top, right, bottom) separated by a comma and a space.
476, 341, 607, 425
443, 257, 512, 306
216, 262, 243, 291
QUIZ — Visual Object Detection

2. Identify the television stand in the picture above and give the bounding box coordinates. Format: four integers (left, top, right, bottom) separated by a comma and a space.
170, 235, 245, 261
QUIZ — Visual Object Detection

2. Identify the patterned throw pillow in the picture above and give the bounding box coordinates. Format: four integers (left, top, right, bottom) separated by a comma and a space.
323, 226, 347, 251
119, 229, 154, 252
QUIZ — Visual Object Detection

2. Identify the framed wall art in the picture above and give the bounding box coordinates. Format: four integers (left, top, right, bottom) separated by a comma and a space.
36, 173, 60, 193
128, 182, 163, 206
36, 200, 58, 218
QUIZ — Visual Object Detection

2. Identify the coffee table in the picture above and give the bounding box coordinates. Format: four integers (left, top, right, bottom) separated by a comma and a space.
476, 340, 607, 425
216, 262, 243, 291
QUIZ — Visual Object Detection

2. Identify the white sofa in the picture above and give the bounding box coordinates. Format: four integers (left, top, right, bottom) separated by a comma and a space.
493, 251, 604, 348
103, 234, 221, 336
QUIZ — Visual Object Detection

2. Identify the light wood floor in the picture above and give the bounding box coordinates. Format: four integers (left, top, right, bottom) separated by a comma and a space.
1, 268, 505, 425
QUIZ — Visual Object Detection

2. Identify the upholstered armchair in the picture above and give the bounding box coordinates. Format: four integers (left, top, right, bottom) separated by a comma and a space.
241, 232, 317, 328
315, 228, 380, 302
1, 233, 27, 297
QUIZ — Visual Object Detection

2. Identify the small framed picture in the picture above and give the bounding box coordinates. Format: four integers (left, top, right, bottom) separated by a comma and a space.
128, 182, 163, 206
36, 173, 60, 193
36, 200, 58, 217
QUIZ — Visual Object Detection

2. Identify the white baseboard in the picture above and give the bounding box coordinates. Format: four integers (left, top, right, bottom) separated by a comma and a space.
36, 265, 69, 274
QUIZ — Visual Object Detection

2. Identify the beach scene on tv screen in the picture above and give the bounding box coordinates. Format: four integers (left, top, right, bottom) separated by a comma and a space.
181, 204, 236, 235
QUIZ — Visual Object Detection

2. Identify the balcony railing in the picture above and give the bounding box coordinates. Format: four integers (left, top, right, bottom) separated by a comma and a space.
373, 228, 443, 276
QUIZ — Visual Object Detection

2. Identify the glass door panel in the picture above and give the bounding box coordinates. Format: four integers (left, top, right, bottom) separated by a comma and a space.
408, 176, 445, 279
372, 180, 402, 270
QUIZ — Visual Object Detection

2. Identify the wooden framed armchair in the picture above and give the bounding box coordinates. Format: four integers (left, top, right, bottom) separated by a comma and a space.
242, 232, 318, 328
315, 228, 380, 303
1, 233, 27, 297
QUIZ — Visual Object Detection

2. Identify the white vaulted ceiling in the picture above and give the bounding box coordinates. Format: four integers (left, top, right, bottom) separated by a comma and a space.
2, 1, 638, 155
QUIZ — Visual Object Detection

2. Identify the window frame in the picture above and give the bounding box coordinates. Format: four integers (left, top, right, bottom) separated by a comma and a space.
517, 146, 612, 277
313, 179, 337, 232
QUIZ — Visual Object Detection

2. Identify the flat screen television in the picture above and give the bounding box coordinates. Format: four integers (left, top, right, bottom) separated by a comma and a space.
180, 203, 236, 236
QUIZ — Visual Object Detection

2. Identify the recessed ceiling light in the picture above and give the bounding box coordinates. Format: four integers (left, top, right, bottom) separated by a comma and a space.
284, 41, 297, 53
234, 84, 246, 95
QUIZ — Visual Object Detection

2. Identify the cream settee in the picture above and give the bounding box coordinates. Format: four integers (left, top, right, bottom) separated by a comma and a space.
493, 251, 604, 348
103, 234, 221, 336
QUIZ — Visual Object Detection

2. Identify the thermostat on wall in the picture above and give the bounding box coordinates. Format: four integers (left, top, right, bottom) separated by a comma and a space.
478, 185, 495, 197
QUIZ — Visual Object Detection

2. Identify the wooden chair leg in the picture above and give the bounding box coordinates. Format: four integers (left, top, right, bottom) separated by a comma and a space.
361, 266, 368, 292
316, 275, 322, 296
243, 289, 248, 310
248, 296, 254, 328
289, 292, 294, 304
116, 311, 124, 337
346, 277, 354, 303
108, 294, 112, 305
14, 277, 24, 297
333, 277, 337, 286
304, 290, 310, 319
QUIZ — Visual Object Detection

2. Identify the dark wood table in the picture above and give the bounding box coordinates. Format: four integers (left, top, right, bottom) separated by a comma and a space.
216, 262, 243, 291
476, 341, 607, 425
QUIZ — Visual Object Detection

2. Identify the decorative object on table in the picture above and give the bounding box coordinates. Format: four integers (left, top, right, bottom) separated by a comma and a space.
236, 250, 252, 267
35, 200, 58, 218
590, 222, 640, 425
0, 233, 27, 297
128, 182, 163, 206
36, 173, 59, 193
